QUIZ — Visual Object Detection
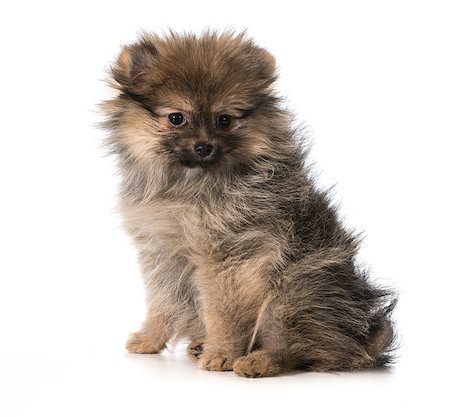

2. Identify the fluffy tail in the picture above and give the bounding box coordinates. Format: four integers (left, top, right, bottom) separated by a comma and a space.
367, 297, 398, 367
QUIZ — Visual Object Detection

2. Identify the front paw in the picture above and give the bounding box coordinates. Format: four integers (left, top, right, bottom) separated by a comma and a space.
126, 331, 166, 354
187, 339, 204, 362
199, 349, 239, 371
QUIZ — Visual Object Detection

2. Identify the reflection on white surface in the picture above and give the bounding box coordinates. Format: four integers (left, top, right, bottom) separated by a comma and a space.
2, 282, 447, 417
0, 336, 432, 417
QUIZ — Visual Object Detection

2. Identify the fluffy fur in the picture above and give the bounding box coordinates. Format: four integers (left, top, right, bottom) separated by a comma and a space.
102, 31, 397, 377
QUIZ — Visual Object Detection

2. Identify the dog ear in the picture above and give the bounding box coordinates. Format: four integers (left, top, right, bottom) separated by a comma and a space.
256, 48, 277, 84
259, 49, 276, 78
241, 44, 277, 87
111, 40, 158, 89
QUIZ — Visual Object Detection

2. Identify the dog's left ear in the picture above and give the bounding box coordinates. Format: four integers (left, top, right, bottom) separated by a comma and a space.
250, 46, 277, 86
111, 40, 158, 90
259, 49, 276, 79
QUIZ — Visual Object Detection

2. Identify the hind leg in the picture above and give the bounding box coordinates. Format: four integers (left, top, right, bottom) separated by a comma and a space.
233, 299, 298, 378
232, 325, 300, 378
233, 351, 282, 378
237, 257, 396, 374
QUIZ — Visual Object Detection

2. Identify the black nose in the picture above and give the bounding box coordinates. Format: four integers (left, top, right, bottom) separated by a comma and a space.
194, 142, 213, 158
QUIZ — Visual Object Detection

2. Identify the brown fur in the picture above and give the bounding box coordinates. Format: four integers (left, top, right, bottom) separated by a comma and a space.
102, 30, 397, 377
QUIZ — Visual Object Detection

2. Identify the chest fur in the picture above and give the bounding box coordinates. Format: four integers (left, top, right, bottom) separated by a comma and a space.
120, 198, 207, 256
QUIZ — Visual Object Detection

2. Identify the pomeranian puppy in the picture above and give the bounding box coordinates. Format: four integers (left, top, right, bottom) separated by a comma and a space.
102, 31, 397, 377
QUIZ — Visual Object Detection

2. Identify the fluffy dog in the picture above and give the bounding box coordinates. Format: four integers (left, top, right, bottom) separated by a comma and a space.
102, 31, 397, 377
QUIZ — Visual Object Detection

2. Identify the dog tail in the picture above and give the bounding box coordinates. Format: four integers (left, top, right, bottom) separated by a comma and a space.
367, 296, 398, 367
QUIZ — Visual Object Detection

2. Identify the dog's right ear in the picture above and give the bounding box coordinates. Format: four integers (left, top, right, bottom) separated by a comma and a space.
111, 40, 158, 90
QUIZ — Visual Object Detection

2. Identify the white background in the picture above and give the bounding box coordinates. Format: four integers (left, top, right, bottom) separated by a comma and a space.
1, 0, 449, 415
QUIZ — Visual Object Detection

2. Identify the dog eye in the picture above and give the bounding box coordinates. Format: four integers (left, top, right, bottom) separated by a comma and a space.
168, 112, 185, 126
217, 115, 231, 127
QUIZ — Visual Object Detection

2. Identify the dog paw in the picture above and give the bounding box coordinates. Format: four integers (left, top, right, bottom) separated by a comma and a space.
199, 350, 238, 371
233, 351, 281, 378
187, 339, 204, 362
126, 331, 166, 354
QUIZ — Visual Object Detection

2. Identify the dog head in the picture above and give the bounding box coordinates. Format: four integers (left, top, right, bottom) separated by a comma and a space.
105, 32, 281, 173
